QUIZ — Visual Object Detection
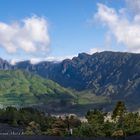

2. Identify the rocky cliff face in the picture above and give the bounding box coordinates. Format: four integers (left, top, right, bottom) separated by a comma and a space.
0, 51, 140, 103
15, 52, 139, 86
0, 58, 11, 70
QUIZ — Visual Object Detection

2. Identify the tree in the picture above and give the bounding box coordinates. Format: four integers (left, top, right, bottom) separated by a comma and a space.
112, 101, 126, 126
48, 117, 66, 136
86, 109, 105, 124
111, 101, 127, 137
4, 107, 19, 125
123, 112, 140, 135
85, 109, 106, 137
68, 115, 81, 128
112, 101, 126, 119
75, 123, 93, 137
103, 121, 115, 137
25, 121, 41, 135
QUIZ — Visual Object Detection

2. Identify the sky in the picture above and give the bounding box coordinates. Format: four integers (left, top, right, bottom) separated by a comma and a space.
0, 0, 140, 64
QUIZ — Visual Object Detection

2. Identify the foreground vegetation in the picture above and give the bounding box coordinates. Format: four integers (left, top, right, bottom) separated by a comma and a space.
0, 101, 140, 138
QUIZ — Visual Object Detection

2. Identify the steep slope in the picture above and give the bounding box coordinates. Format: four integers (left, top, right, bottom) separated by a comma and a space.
0, 51, 140, 111
0, 70, 75, 107
14, 51, 140, 104
0, 58, 11, 70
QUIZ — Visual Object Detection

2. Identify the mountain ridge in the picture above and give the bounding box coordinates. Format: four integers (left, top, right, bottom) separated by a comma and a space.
14, 51, 140, 107
0, 51, 140, 110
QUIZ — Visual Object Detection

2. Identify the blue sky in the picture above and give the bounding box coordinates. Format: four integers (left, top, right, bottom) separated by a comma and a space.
0, 0, 140, 63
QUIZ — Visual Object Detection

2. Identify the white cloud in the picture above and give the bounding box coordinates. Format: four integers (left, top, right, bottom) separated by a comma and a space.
94, 2, 140, 53
89, 48, 104, 54
10, 58, 23, 65
10, 55, 76, 65
0, 15, 50, 55
30, 55, 76, 64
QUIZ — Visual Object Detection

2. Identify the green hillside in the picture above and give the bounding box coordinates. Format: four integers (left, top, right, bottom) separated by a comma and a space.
0, 70, 75, 107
